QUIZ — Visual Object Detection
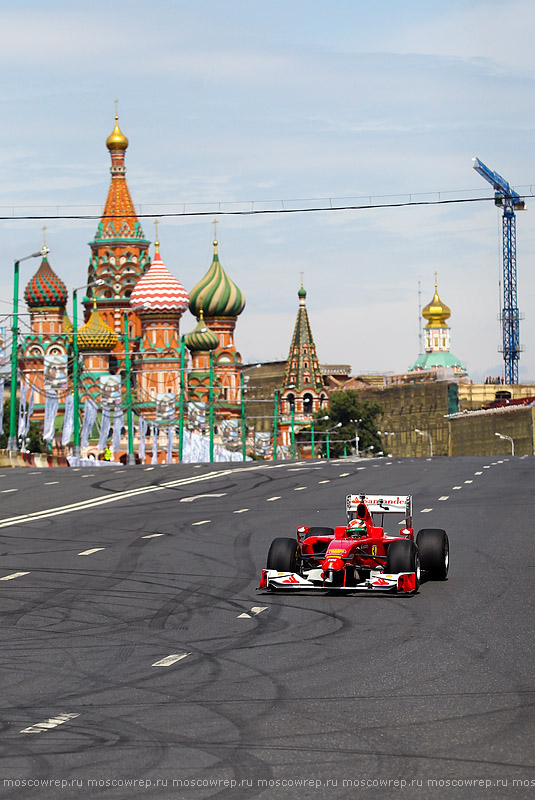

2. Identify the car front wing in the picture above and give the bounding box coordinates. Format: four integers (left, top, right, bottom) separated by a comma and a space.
258, 568, 417, 593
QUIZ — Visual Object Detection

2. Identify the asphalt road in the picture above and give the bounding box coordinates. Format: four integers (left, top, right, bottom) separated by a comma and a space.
0, 456, 533, 800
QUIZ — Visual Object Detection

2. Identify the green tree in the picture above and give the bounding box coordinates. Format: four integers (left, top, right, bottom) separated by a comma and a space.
313, 390, 383, 458
0, 398, 47, 453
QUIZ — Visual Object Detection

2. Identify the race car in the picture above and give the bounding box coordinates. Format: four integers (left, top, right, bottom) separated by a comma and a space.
258, 493, 449, 593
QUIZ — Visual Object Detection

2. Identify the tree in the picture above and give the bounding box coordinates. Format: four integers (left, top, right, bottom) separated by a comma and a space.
0, 399, 47, 453
313, 390, 383, 458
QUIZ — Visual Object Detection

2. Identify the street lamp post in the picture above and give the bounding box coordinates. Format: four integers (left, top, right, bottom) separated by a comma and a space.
178, 335, 186, 461
272, 389, 279, 461
290, 399, 296, 459
209, 349, 214, 462
325, 421, 342, 459
122, 311, 135, 465
415, 427, 433, 457
239, 364, 260, 462
495, 431, 515, 455
352, 417, 363, 457
7, 248, 47, 451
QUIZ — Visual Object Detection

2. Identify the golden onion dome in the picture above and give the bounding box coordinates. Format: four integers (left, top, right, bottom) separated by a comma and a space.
106, 114, 129, 152
78, 301, 118, 351
422, 277, 451, 328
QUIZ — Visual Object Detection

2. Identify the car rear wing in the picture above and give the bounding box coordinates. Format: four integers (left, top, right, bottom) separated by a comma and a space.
346, 494, 412, 527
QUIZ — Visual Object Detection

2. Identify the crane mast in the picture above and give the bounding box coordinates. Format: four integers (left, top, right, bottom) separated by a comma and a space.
473, 157, 525, 384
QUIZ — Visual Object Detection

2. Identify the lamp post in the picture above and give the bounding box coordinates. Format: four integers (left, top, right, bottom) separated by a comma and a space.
415, 427, 433, 457
352, 417, 363, 457
312, 415, 328, 460
239, 364, 261, 462
273, 389, 279, 461
178, 335, 186, 461
209, 349, 214, 462
71, 280, 105, 459
290, 399, 296, 459
7, 247, 48, 451
122, 311, 135, 465
325, 421, 342, 459
495, 431, 515, 455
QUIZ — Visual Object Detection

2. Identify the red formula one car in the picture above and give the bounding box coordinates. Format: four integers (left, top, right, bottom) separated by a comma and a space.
259, 493, 449, 594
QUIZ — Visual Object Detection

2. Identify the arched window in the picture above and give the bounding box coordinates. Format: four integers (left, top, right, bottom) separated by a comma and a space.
303, 393, 313, 413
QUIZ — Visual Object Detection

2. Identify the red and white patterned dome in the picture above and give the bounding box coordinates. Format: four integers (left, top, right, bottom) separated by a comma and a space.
130, 244, 189, 313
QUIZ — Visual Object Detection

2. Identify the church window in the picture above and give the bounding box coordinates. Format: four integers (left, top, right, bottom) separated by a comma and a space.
304, 361, 308, 368
303, 393, 313, 413
292, 361, 297, 369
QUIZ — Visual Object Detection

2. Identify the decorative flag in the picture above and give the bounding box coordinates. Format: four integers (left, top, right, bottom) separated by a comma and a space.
0, 378, 4, 434
27, 385, 34, 426
62, 394, 74, 446
112, 409, 123, 453
166, 426, 174, 464
138, 416, 147, 461
98, 407, 112, 451
43, 390, 58, 442
151, 424, 159, 464
81, 398, 98, 448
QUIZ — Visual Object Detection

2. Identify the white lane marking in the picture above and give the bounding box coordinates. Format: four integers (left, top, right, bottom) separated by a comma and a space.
81, 475, 94, 478
483, 465, 491, 469
78, 548, 105, 556
28, 472, 41, 475
152, 653, 190, 667
464, 480, 473, 484
266, 496, 281, 501
1, 489, 17, 493
180, 493, 226, 502
144, 467, 154, 471
142, 533, 165, 539
192, 520, 211, 526
474, 471, 483, 475
238, 606, 268, 618
233, 509, 249, 514
21, 712, 79, 734
497, 460, 504, 464
421, 509, 433, 513
294, 487, 307, 491
318, 480, 330, 484
0, 572, 29, 581
357, 467, 366, 470
438, 496, 449, 501
452, 486, 462, 490
339, 472, 350, 477
287, 467, 320, 471
44, 481, 59, 486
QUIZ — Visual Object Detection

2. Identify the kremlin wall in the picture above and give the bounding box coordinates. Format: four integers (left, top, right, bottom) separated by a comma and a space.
3, 115, 535, 463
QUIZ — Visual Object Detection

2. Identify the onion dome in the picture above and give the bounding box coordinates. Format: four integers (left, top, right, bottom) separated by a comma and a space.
422, 277, 451, 328
78, 300, 118, 351
189, 239, 245, 318
106, 114, 129, 152
298, 285, 307, 300
62, 310, 74, 343
129, 241, 189, 314
24, 254, 68, 309
185, 309, 219, 352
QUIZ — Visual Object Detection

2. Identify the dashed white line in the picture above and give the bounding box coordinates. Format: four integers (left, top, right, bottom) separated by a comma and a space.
483, 466, 491, 469
192, 520, 211, 526
144, 467, 154, 471
266, 496, 281, 502
142, 533, 165, 539
318, 480, 330, 484
28, 472, 41, 475
474, 471, 483, 475
464, 480, 473, 484
78, 548, 105, 556
339, 472, 350, 477
21, 712, 79, 735
152, 653, 190, 667
180, 493, 226, 502
452, 486, 462, 490
438, 496, 449, 501
238, 606, 268, 619
44, 481, 59, 486
1, 489, 17, 494
294, 487, 307, 491
357, 467, 366, 471
233, 509, 249, 514
420, 509, 433, 513
81, 475, 94, 478
0, 571, 29, 581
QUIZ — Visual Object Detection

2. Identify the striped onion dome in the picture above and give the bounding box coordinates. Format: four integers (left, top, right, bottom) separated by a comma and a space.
78, 300, 118, 351
24, 254, 68, 308
129, 242, 189, 313
185, 309, 219, 353
189, 239, 245, 318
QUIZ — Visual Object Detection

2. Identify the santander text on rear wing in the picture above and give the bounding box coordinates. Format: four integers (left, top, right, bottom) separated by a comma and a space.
346, 494, 412, 526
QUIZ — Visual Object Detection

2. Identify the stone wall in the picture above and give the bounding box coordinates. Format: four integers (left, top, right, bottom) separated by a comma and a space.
448, 405, 534, 456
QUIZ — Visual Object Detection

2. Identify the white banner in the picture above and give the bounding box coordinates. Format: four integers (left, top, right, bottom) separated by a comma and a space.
18, 379, 28, 439
43, 390, 58, 442
81, 398, 98, 448
138, 416, 147, 461
112, 409, 123, 453
166, 426, 174, 464
98, 407, 112, 451
62, 394, 74, 446
151, 424, 159, 464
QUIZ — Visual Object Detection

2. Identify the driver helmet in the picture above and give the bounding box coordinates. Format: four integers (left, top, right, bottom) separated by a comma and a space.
347, 519, 367, 538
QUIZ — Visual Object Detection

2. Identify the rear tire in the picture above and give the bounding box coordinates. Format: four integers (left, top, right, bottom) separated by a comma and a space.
416, 528, 449, 580
267, 537, 301, 573
386, 540, 420, 590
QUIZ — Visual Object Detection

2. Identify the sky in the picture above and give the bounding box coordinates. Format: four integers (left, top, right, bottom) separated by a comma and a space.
1, 0, 534, 382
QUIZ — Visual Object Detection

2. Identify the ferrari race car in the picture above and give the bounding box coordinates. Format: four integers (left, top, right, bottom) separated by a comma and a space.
259, 493, 449, 594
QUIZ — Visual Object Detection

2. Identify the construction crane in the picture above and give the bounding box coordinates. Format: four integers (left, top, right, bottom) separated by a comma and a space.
472, 157, 525, 384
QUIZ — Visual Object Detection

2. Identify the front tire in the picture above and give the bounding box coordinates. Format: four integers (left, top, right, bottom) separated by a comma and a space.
386, 540, 420, 590
416, 528, 449, 580
267, 537, 301, 573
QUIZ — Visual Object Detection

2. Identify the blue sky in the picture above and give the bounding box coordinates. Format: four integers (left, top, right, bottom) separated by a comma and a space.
1, 0, 534, 381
